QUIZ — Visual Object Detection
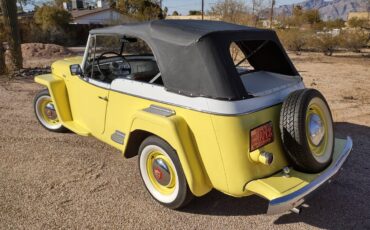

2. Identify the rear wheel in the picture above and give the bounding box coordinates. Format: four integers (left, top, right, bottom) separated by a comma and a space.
138, 136, 193, 209
34, 89, 68, 133
280, 89, 334, 173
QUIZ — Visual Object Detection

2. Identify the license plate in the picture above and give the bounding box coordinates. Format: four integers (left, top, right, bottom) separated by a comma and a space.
250, 122, 274, 151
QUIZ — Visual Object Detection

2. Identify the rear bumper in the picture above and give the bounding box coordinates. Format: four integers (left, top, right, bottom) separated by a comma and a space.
267, 136, 353, 215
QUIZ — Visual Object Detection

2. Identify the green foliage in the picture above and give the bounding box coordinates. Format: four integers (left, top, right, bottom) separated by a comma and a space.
310, 33, 340, 56
172, 11, 179, 16
209, 0, 251, 25
339, 30, 369, 52
189, 10, 201, 15
277, 29, 312, 54
282, 6, 322, 28
117, 0, 164, 21
304, 9, 321, 25
348, 17, 369, 28
34, 5, 72, 30
33, 5, 72, 44
324, 19, 345, 29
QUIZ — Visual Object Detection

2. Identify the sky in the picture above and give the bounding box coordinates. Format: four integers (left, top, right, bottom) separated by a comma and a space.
25, 0, 306, 14
162, 0, 305, 15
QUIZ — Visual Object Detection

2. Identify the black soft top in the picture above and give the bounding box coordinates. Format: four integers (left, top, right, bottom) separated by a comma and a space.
90, 20, 299, 100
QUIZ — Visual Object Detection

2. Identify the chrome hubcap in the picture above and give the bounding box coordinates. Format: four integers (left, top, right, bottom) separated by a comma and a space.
152, 158, 171, 186
308, 113, 325, 146
44, 103, 57, 120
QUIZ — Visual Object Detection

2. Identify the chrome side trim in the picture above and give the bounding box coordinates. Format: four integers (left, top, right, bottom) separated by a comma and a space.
143, 105, 175, 117
111, 78, 305, 116
267, 136, 353, 215
111, 130, 126, 145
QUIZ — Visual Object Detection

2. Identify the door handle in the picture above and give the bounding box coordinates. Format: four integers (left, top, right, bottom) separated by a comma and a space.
98, 96, 108, 101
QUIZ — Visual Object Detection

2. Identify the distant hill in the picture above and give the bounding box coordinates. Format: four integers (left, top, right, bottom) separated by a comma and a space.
277, 0, 369, 20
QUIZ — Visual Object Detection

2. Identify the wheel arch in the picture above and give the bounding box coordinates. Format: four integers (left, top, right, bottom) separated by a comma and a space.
123, 110, 212, 197
34, 74, 72, 123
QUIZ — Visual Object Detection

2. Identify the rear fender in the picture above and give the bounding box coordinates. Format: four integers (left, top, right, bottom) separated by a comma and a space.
126, 110, 212, 197
34, 74, 72, 123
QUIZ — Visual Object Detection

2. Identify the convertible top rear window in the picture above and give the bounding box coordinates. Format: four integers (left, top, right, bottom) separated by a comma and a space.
231, 40, 297, 76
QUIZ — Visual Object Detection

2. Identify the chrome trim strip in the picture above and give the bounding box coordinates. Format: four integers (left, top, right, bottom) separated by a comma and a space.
111, 130, 126, 145
143, 105, 175, 117
267, 136, 353, 215
111, 78, 305, 116
81, 35, 91, 72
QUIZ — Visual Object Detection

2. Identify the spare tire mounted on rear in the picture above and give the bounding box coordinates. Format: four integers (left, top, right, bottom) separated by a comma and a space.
280, 89, 334, 173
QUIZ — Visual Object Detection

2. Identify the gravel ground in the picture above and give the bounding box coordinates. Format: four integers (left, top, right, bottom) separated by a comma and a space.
0, 53, 369, 229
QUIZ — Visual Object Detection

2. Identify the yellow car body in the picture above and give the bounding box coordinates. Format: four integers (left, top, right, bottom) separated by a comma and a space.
34, 21, 352, 214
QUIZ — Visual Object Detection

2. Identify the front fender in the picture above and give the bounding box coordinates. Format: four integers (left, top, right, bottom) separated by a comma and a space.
34, 74, 72, 122
127, 110, 212, 197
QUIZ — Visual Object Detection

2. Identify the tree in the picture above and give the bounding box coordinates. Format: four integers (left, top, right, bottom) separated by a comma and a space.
172, 11, 179, 16
117, 0, 164, 21
0, 0, 23, 71
17, 0, 28, 12
209, 0, 251, 25
304, 9, 321, 26
277, 29, 312, 55
0, 21, 5, 75
189, 10, 202, 15
33, 5, 72, 44
34, 5, 72, 30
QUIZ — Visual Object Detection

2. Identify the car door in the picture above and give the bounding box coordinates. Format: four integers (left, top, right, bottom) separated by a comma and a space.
65, 35, 109, 135
66, 75, 109, 135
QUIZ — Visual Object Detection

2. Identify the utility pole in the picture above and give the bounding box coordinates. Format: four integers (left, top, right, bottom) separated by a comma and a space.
201, 0, 204, 20
269, 0, 275, 29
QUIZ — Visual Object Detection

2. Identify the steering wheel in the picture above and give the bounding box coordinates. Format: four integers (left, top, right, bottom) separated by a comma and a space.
96, 51, 131, 81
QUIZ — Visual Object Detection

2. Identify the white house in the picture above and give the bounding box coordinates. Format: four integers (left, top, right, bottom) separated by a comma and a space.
70, 7, 134, 25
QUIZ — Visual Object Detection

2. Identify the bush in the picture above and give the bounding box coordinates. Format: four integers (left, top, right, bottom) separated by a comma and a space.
33, 5, 72, 44
309, 33, 340, 56
339, 30, 369, 52
348, 17, 369, 28
277, 29, 312, 55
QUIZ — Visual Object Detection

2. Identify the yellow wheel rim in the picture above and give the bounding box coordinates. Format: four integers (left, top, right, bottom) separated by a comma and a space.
39, 98, 59, 126
146, 150, 176, 195
305, 103, 328, 157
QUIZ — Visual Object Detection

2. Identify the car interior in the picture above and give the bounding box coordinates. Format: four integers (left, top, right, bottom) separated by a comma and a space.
231, 41, 301, 97
83, 35, 163, 86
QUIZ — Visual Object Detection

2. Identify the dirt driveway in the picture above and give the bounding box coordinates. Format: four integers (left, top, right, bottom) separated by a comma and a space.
0, 53, 369, 229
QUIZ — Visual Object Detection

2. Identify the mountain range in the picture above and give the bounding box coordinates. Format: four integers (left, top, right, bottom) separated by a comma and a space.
276, 0, 369, 20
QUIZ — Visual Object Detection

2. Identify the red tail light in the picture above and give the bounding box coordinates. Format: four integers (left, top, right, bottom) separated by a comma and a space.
250, 122, 274, 152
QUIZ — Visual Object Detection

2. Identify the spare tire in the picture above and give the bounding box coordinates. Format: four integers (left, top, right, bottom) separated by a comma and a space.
280, 89, 334, 173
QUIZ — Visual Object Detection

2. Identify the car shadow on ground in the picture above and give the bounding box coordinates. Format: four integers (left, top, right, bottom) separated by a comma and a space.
182, 122, 370, 229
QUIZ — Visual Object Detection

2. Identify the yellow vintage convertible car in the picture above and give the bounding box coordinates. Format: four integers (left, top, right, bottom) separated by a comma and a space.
34, 20, 352, 214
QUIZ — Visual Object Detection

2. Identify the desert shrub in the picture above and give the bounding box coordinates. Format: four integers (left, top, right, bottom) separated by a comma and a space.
348, 17, 369, 28
339, 30, 369, 52
277, 29, 312, 55
324, 19, 345, 29
33, 5, 72, 45
309, 33, 340, 56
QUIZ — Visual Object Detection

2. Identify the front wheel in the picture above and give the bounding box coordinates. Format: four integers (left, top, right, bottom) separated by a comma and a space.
138, 136, 193, 209
34, 89, 68, 133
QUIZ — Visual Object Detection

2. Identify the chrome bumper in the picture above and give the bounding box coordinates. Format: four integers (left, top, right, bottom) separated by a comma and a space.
267, 136, 353, 215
